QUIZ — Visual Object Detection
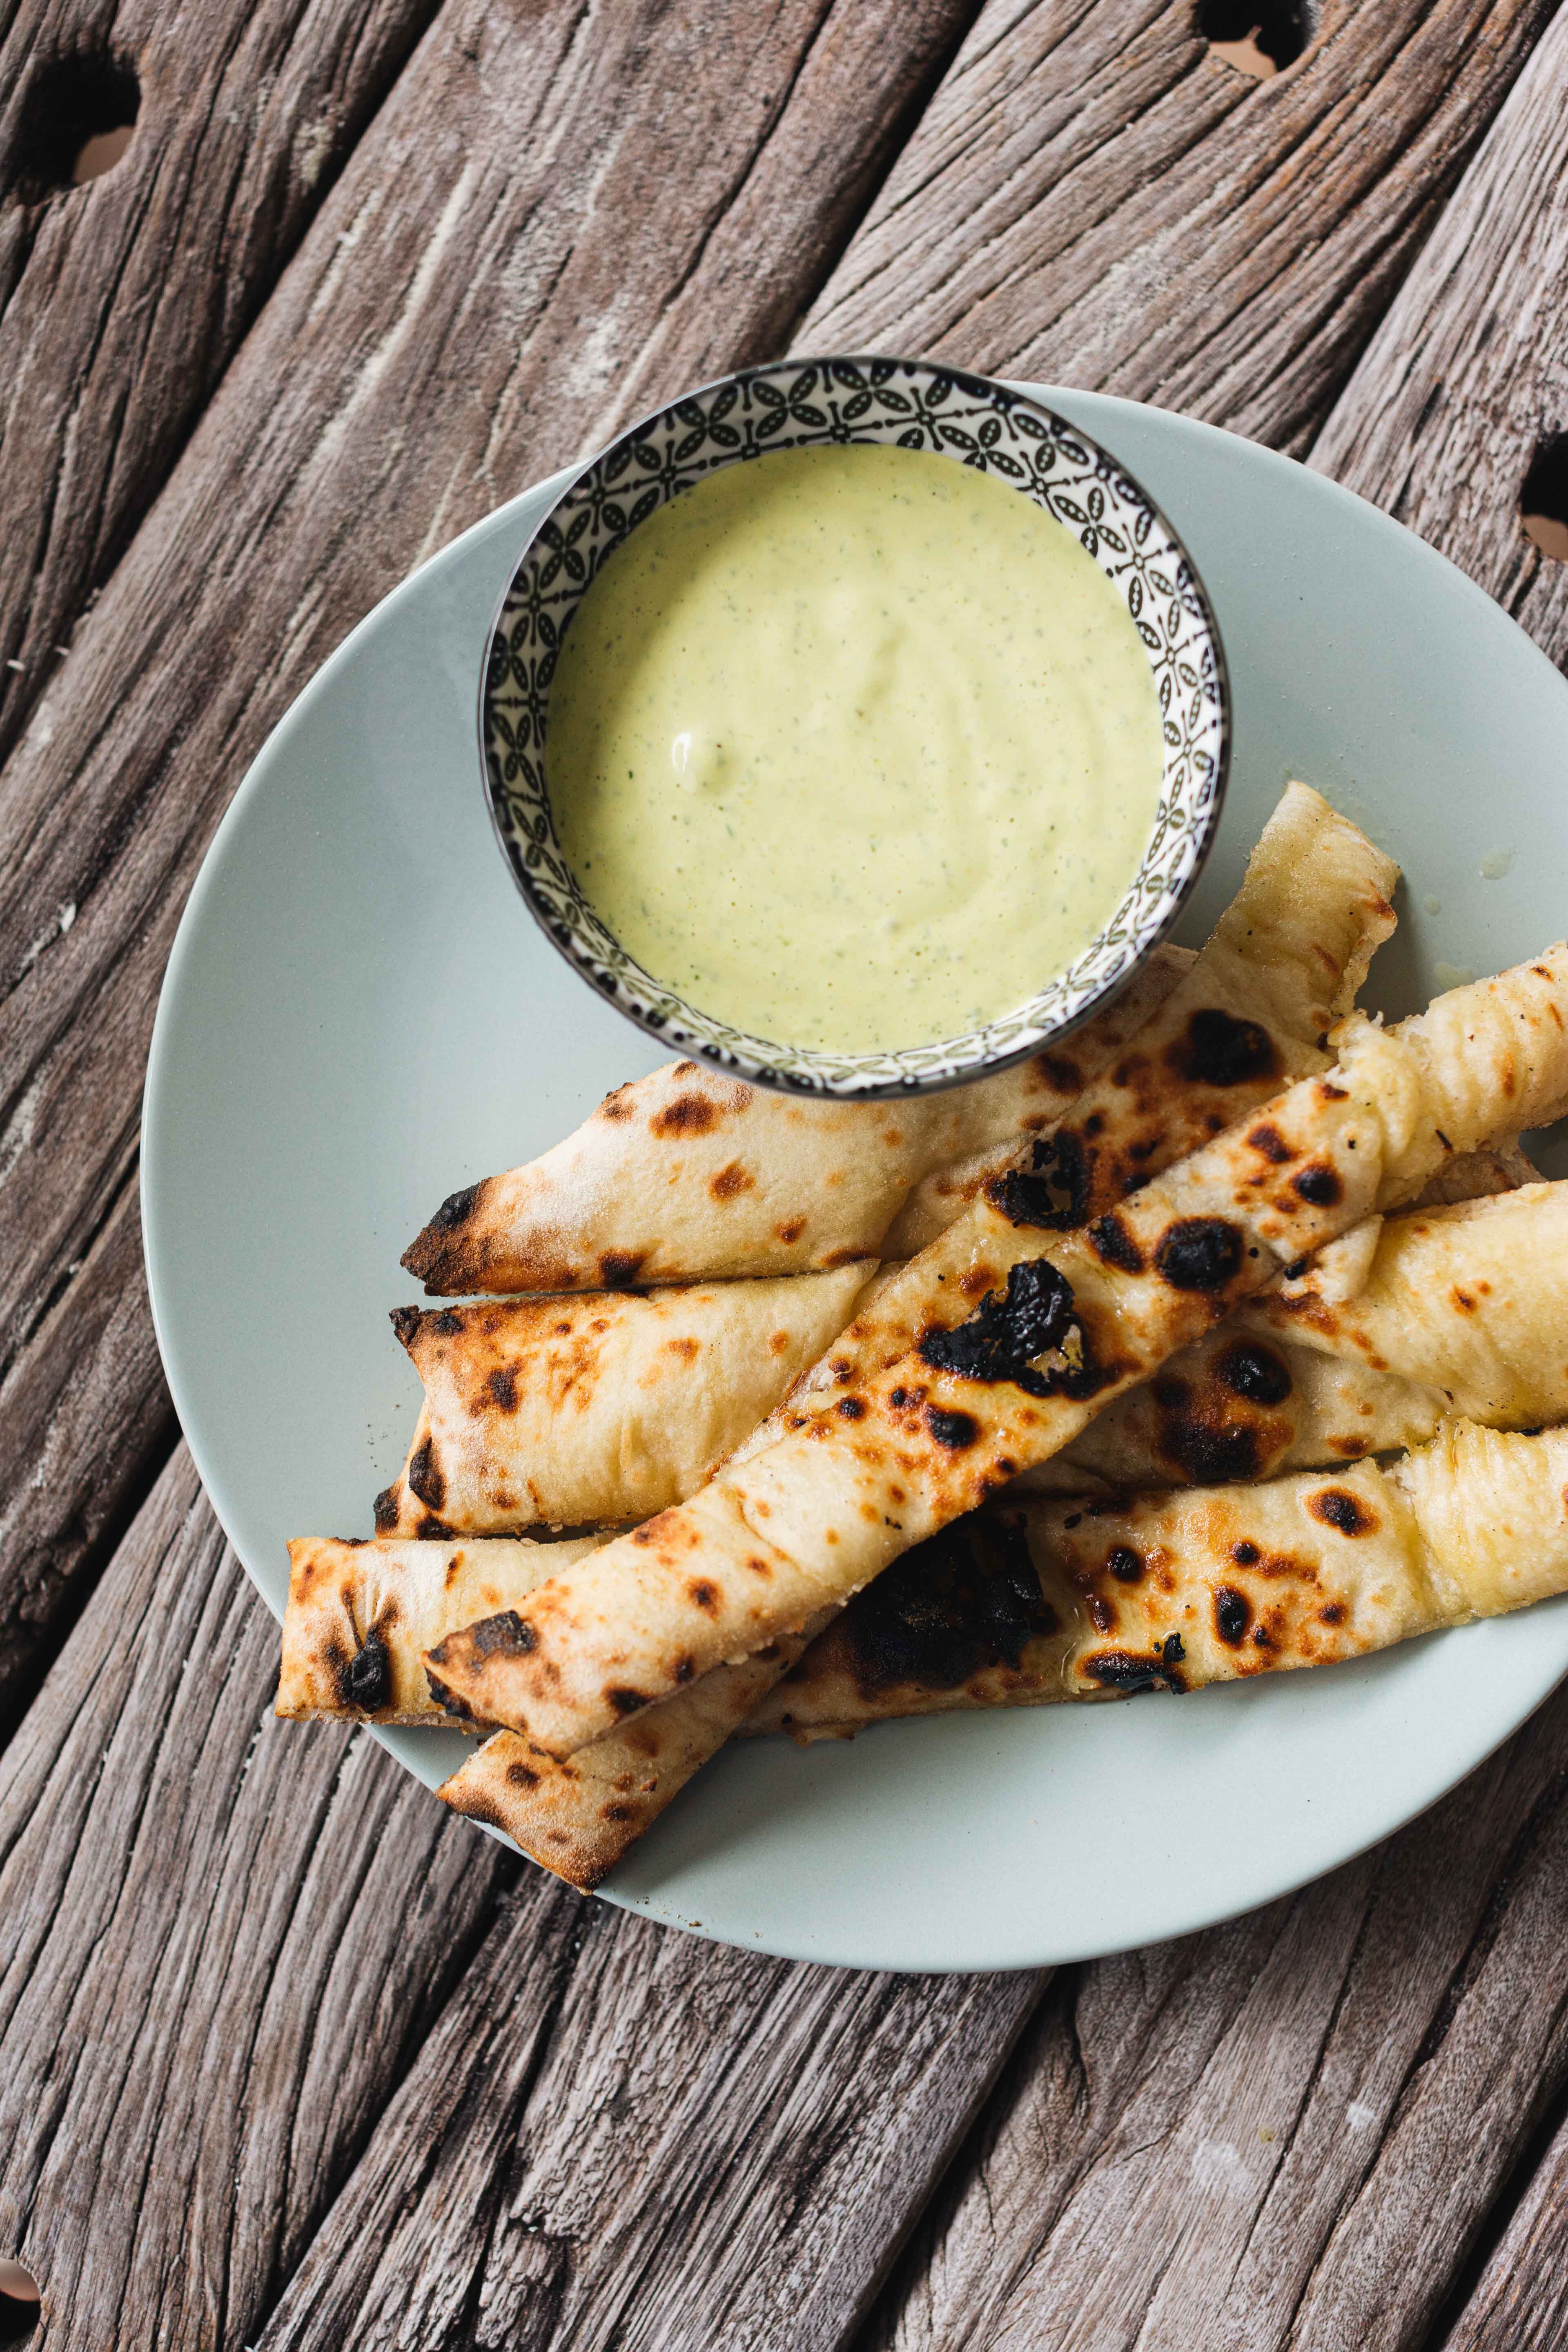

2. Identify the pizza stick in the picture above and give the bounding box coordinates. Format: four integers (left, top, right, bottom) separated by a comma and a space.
746, 1419, 1568, 1738
399, 945, 1186, 1296
423, 946, 1568, 1757
276, 1534, 604, 1724
373, 1265, 875, 1538
432, 1627, 831, 1890
276, 1528, 829, 1888
1031, 1175, 1568, 1494
401, 783, 1391, 1296
421, 1173, 1568, 1867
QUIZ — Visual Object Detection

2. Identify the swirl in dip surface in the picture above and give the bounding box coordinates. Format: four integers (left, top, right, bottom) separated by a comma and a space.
548, 443, 1164, 1054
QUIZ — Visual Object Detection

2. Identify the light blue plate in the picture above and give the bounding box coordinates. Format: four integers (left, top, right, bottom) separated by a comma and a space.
143, 389, 1568, 1973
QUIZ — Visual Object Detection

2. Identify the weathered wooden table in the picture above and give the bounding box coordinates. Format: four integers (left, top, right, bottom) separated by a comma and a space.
5, 0, 1568, 2342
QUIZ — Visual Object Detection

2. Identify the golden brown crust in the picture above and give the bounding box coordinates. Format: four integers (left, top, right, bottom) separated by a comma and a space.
276, 1534, 602, 1722
428, 946, 1568, 1759
379, 1266, 873, 1535
436, 1618, 828, 1889
400, 955, 1192, 1296
747, 1422, 1568, 1737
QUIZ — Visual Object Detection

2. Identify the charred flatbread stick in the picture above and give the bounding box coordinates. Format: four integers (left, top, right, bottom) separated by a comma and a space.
424, 947, 1568, 1755
374, 1265, 874, 1537
399, 949, 1187, 1296
278, 1532, 828, 1889
401, 785, 1391, 1296
276, 1534, 603, 1723
1029, 1174, 1568, 1493
747, 1420, 1568, 1737
433, 1620, 832, 1890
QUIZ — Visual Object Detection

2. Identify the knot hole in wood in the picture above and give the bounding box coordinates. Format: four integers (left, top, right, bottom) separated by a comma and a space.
0, 2262, 39, 2345
1197, 0, 1318, 78
1521, 436, 1568, 561
8, 49, 139, 201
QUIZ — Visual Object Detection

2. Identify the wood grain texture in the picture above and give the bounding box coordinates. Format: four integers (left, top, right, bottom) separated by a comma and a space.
0, 0, 445, 771
0, 1446, 523, 2349
797, 0, 1554, 457
257, 1904, 1042, 2352
0, 1173, 171, 1737
865, 1689, 1568, 2352
0, 0, 979, 1736
1309, 0, 1568, 637
1440, 2097, 1568, 2350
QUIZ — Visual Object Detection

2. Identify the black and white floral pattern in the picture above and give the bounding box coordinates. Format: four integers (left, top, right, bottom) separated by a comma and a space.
481, 357, 1229, 1097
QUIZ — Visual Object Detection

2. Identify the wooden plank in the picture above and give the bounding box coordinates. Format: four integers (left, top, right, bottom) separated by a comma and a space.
254, 1899, 1041, 2352
0, 1175, 171, 1726
798, 0, 1554, 457
863, 1692, 1568, 2352
1439, 2105, 1568, 2351
1308, 0, 1568, 630
862, 15, 1568, 2346
0, 0, 981, 1737
0, 0, 446, 773
0, 1445, 532, 2350
0, 9, 1053, 2340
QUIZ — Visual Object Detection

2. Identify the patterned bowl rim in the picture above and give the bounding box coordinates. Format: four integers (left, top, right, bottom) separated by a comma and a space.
478, 356, 1232, 1099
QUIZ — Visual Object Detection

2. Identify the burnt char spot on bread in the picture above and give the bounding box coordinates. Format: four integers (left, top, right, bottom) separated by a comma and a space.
1307, 1486, 1376, 1535
1107, 1546, 1144, 1584
985, 1165, 1088, 1230
1087, 1212, 1145, 1273
606, 1686, 649, 1716
1166, 1008, 1279, 1089
1038, 1053, 1082, 1094
1232, 1539, 1261, 1566
687, 1579, 719, 1613
1085, 1632, 1187, 1695
425, 1668, 475, 1720
470, 1609, 536, 1658
408, 1438, 445, 1510
1154, 1218, 1244, 1292
1214, 1339, 1292, 1406
338, 1633, 391, 1711
650, 1093, 717, 1138
429, 1183, 481, 1233
1150, 1375, 1273, 1485
1246, 1123, 1292, 1165
390, 1304, 423, 1350
775, 1217, 806, 1245
506, 1757, 541, 1788
1019, 1131, 1089, 1229
1213, 1586, 1252, 1646
373, 1484, 400, 1534
840, 1515, 1055, 1694
926, 1405, 979, 1450
918, 1259, 1076, 1394
1291, 1162, 1343, 1207
401, 1185, 485, 1287
709, 1160, 754, 1200
599, 1250, 646, 1288
488, 1365, 520, 1412
836, 1395, 866, 1420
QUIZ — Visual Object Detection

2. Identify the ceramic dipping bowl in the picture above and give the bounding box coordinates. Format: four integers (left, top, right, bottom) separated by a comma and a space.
480, 355, 1229, 1099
